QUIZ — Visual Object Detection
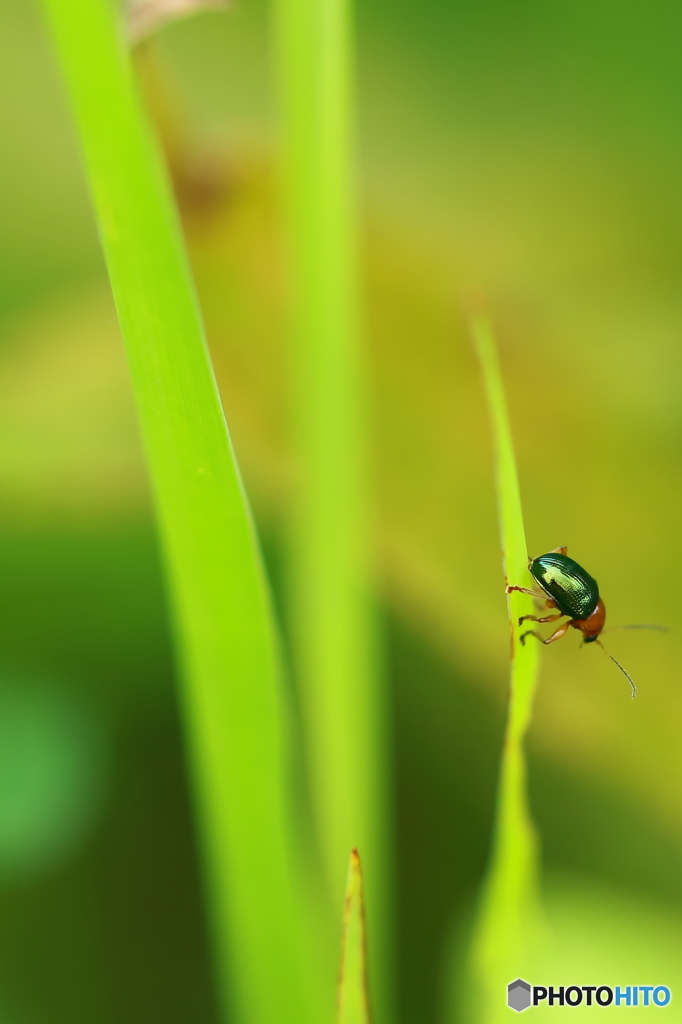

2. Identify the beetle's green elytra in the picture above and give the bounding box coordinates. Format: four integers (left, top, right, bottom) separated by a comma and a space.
530, 552, 599, 622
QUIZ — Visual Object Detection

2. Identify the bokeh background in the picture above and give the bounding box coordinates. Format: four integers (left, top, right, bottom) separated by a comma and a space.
2, 0, 682, 1020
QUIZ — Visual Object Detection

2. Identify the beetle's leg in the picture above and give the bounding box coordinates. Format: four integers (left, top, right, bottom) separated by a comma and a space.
507, 585, 556, 611
549, 544, 568, 555
520, 621, 573, 646
518, 612, 564, 626
506, 584, 545, 598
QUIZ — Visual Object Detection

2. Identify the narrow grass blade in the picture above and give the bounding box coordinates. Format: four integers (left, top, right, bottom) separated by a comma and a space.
337, 849, 371, 1024
467, 311, 542, 1021
272, 0, 391, 1013
39, 4, 319, 1024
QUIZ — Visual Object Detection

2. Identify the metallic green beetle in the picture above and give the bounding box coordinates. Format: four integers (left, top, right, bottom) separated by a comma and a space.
528, 551, 602, 631
507, 544, 664, 698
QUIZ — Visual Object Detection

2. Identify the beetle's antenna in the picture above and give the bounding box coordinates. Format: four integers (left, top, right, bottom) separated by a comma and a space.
601, 624, 668, 633
595, 639, 637, 699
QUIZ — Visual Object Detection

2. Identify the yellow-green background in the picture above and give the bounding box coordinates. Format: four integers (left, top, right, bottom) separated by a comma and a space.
1, 0, 681, 1019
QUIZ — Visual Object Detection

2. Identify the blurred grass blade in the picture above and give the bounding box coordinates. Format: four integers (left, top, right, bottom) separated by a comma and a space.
273, 0, 391, 1013
39, 4, 319, 1024
337, 849, 371, 1024
467, 311, 542, 1021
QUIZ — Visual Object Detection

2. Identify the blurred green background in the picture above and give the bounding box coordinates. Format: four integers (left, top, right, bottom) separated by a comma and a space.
2, 0, 682, 1020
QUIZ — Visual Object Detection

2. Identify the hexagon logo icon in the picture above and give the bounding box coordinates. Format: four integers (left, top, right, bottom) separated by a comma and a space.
507, 979, 531, 1012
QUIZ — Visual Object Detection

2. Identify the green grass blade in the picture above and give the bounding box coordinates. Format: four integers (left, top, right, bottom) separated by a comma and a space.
39, 4, 319, 1024
337, 850, 371, 1024
272, 0, 390, 1012
467, 311, 542, 1021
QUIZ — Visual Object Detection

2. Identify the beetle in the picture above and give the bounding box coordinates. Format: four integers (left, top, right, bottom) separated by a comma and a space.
506, 545, 664, 698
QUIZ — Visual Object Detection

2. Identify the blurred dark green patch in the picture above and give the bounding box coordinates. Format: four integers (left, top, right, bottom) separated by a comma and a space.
0, 674, 109, 879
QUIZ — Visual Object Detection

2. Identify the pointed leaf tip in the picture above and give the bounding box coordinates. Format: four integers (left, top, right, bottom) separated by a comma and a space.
338, 849, 371, 1024
127, 0, 229, 44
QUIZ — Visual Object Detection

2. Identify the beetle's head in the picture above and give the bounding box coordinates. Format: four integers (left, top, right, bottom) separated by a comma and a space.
583, 634, 599, 644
